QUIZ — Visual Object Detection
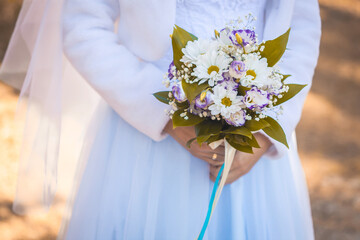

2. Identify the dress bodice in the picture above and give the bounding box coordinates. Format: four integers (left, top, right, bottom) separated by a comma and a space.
175, 0, 265, 38
153, 0, 267, 70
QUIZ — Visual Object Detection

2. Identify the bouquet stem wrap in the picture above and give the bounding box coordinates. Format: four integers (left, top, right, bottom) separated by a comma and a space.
198, 139, 237, 240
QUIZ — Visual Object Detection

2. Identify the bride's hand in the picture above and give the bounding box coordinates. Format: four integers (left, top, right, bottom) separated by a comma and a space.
209, 132, 272, 184
164, 120, 225, 166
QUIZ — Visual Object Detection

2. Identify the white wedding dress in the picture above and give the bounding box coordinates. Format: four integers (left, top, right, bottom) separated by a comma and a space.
59, 0, 315, 239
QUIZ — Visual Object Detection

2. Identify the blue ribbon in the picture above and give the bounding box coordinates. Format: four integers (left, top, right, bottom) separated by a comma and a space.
197, 163, 225, 240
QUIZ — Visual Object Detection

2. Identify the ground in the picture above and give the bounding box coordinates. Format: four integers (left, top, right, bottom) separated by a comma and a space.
0, 0, 359, 239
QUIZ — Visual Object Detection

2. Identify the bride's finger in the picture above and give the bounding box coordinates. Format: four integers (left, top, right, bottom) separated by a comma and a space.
196, 153, 223, 166
207, 155, 224, 166
209, 164, 222, 177
209, 172, 217, 182
197, 151, 224, 165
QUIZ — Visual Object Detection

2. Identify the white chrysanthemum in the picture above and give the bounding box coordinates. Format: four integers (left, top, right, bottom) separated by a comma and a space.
240, 53, 272, 88
208, 85, 243, 119
181, 39, 219, 64
192, 51, 232, 86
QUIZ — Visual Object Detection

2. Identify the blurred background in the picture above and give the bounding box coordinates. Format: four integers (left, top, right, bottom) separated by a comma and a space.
0, 0, 359, 239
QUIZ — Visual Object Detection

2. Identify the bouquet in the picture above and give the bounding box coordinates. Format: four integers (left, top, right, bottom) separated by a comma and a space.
154, 15, 306, 239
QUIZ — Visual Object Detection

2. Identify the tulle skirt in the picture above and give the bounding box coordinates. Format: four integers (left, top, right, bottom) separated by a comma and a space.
59, 104, 314, 240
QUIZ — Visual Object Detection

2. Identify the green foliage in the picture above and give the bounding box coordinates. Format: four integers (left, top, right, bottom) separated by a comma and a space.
260, 28, 290, 67
153, 91, 171, 104
195, 120, 222, 145
262, 116, 289, 148
246, 133, 260, 148
244, 119, 270, 131
226, 135, 254, 153
238, 85, 251, 96
273, 84, 307, 106
222, 126, 252, 138
172, 109, 205, 128
171, 25, 198, 70
176, 100, 190, 109
182, 80, 209, 102
186, 137, 197, 148
206, 134, 224, 144
195, 120, 222, 137
280, 74, 291, 83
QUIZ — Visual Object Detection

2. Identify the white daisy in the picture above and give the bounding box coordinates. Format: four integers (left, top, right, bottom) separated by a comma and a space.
180, 39, 219, 64
192, 51, 232, 86
240, 53, 272, 89
208, 85, 243, 119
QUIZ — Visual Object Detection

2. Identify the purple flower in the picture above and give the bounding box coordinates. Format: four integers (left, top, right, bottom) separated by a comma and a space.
168, 61, 175, 80
225, 110, 246, 127
243, 87, 270, 110
218, 72, 239, 91
172, 82, 186, 102
229, 29, 256, 47
194, 91, 212, 109
229, 60, 246, 79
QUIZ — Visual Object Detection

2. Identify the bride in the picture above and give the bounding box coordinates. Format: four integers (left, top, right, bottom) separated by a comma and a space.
0, 0, 321, 239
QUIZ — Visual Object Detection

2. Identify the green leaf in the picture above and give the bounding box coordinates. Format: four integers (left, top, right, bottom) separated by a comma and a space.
244, 119, 270, 131
245, 134, 260, 148
228, 133, 260, 149
262, 116, 289, 148
153, 91, 171, 104
196, 135, 211, 145
182, 80, 209, 102
281, 74, 291, 83
172, 109, 205, 128
228, 134, 250, 146
273, 84, 307, 106
238, 85, 251, 96
195, 120, 223, 137
186, 138, 197, 148
172, 25, 198, 70
207, 134, 224, 144
226, 136, 254, 153
195, 120, 223, 145
222, 126, 252, 138
176, 100, 190, 109
260, 28, 290, 67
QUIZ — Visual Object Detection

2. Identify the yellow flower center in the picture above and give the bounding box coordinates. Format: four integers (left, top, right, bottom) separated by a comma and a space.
246, 69, 257, 80
207, 65, 220, 75
221, 97, 232, 107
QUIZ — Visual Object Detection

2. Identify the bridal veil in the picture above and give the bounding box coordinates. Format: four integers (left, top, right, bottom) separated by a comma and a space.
0, 0, 101, 215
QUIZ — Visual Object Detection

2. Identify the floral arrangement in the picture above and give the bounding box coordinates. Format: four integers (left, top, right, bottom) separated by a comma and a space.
154, 15, 306, 239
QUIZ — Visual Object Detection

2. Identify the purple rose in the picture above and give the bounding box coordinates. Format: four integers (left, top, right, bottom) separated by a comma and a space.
218, 72, 239, 91
225, 110, 246, 127
229, 29, 256, 47
172, 82, 186, 102
194, 91, 212, 109
243, 87, 270, 110
229, 60, 246, 79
